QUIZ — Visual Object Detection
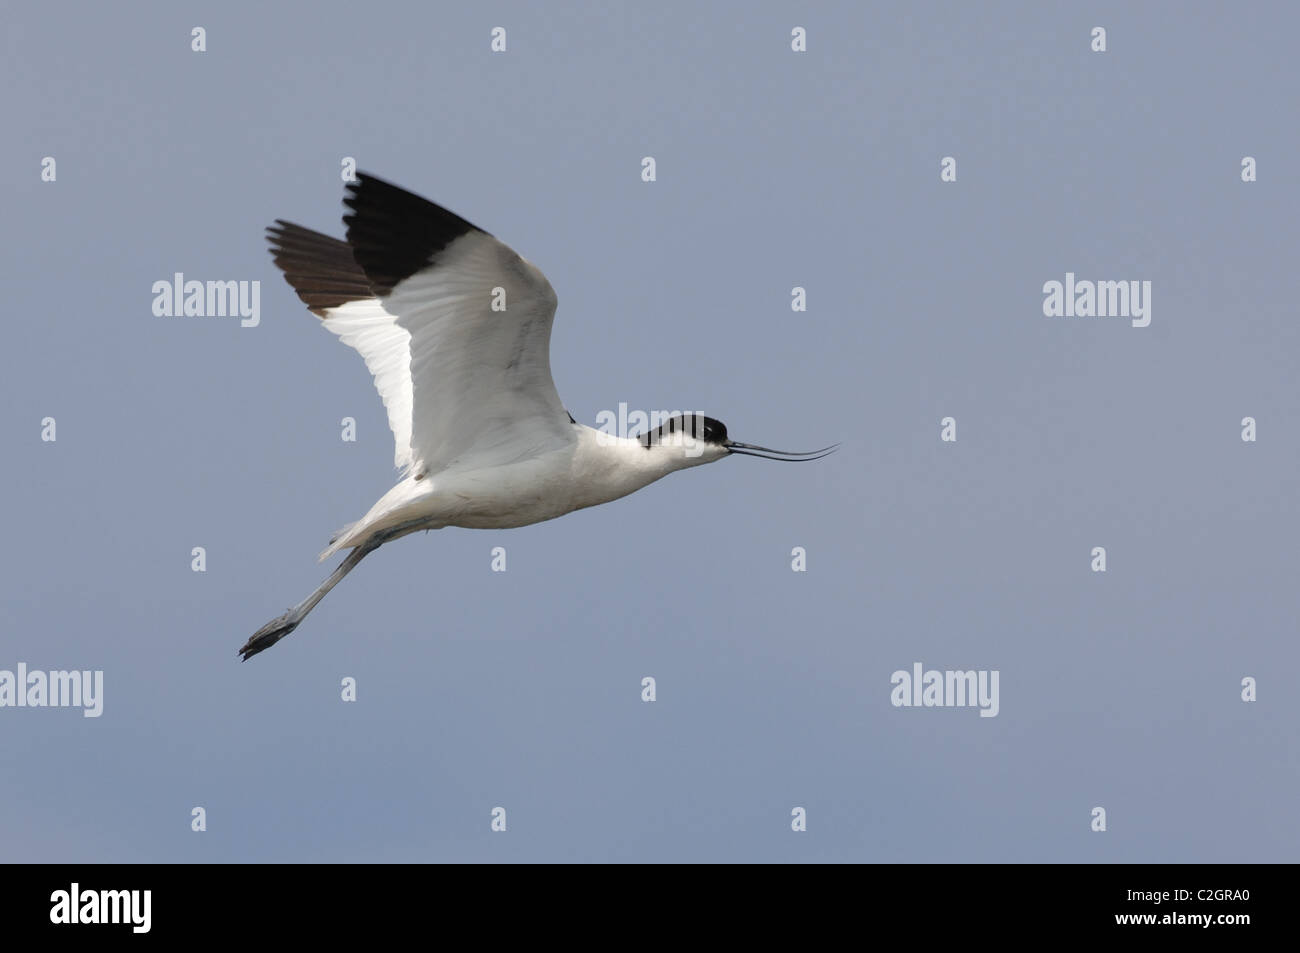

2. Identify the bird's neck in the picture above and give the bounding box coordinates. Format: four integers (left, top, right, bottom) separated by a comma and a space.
570, 425, 707, 501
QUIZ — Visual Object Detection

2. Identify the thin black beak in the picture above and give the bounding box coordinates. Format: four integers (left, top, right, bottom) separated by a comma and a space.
724, 440, 839, 462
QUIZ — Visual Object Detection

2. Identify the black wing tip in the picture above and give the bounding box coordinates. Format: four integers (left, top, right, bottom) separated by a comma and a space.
265, 219, 346, 249
342, 170, 397, 202
341, 170, 484, 231
340, 171, 487, 296
263, 220, 373, 317
265, 174, 493, 312
342, 171, 431, 215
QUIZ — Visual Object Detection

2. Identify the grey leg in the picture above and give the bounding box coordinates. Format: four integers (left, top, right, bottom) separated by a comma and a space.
239, 540, 379, 661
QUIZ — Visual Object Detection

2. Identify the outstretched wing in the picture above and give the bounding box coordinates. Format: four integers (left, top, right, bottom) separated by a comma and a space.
266, 221, 416, 470
266, 173, 574, 475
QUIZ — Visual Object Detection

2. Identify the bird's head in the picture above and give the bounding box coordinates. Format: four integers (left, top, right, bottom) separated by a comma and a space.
638, 413, 838, 470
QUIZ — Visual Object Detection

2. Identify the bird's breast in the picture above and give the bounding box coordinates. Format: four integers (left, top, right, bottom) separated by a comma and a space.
429, 444, 665, 529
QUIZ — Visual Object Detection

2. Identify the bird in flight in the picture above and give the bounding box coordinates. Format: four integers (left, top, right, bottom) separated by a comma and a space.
240, 173, 835, 660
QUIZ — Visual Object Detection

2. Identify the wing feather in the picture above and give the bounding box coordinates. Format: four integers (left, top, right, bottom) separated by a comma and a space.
266, 175, 574, 475
343, 173, 573, 472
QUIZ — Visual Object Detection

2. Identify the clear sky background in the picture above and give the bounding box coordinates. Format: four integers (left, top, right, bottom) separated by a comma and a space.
2, 1, 1296, 862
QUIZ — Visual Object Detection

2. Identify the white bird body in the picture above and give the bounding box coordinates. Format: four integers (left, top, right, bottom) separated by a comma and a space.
239, 172, 832, 660
324, 428, 718, 556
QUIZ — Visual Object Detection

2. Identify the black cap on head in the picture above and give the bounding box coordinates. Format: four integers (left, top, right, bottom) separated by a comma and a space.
638, 414, 728, 448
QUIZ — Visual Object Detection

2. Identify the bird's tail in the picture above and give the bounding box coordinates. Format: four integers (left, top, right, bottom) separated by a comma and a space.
318, 521, 359, 561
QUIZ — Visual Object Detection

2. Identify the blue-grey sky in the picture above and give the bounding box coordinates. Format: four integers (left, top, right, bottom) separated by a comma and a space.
2, 1, 1296, 862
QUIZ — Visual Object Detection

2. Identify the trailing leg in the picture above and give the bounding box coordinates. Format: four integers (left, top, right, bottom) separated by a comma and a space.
239, 541, 379, 661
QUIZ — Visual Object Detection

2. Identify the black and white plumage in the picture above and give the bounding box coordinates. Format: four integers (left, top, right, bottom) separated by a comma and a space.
241, 173, 835, 660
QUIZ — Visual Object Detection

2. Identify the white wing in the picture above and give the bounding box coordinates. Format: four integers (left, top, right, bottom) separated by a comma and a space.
317, 298, 415, 470
266, 174, 574, 475
377, 229, 571, 473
